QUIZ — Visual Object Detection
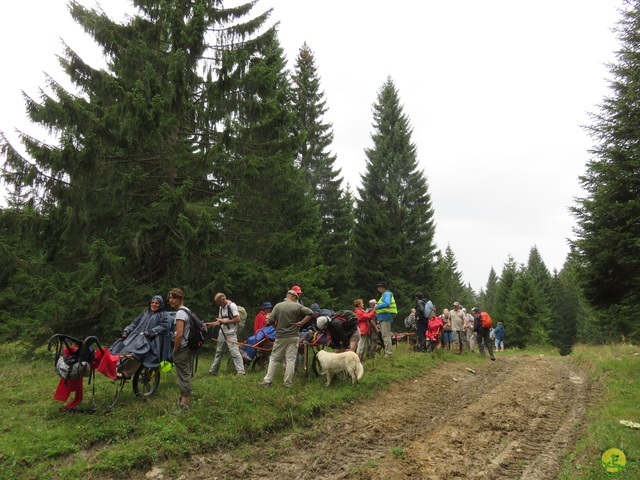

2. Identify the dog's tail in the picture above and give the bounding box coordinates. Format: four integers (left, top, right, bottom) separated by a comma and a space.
356, 361, 364, 381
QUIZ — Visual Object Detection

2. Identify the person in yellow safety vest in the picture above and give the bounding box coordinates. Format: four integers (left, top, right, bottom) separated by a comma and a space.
375, 281, 397, 357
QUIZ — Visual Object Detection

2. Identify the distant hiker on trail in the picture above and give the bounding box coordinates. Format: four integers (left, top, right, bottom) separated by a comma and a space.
414, 292, 430, 352
425, 305, 444, 352
375, 281, 397, 358
494, 322, 506, 352
450, 301, 466, 354
441, 308, 452, 350
463, 308, 476, 352
472, 307, 495, 361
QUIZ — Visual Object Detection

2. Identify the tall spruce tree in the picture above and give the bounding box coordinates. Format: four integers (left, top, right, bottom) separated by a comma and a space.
210, 35, 323, 310
353, 77, 437, 308
0, 0, 310, 341
549, 265, 582, 354
492, 256, 518, 330
526, 246, 553, 303
291, 43, 354, 304
522, 247, 553, 345
554, 248, 606, 346
438, 244, 469, 307
572, 0, 640, 338
505, 269, 549, 348
479, 267, 499, 314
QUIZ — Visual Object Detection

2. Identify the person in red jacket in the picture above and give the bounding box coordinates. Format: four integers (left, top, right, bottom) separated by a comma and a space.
354, 298, 376, 359
253, 301, 273, 334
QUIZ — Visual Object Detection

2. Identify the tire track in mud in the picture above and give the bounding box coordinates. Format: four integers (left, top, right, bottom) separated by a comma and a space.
167, 354, 589, 480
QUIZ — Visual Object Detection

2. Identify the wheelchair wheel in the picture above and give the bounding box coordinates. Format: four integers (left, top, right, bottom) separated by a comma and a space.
374, 338, 385, 356
132, 365, 160, 397
311, 351, 325, 377
251, 354, 268, 373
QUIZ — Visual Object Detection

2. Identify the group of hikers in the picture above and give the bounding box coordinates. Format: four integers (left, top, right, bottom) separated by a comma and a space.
52, 282, 504, 414
403, 297, 506, 358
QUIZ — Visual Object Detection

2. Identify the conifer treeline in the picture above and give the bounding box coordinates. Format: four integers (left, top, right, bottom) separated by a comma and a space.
0, 0, 636, 348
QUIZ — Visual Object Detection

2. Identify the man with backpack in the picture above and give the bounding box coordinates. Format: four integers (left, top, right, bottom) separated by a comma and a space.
414, 292, 431, 352
207, 293, 245, 376
472, 307, 495, 361
169, 288, 194, 414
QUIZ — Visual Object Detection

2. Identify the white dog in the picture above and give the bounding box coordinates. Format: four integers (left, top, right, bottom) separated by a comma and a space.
316, 350, 364, 386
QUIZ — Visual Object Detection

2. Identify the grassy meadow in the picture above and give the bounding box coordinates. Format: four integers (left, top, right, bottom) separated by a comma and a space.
1, 341, 639, 479
0, 339, 449, 479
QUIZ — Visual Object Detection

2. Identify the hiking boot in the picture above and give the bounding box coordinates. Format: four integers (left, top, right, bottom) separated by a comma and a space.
172, 402, 190, 415
490, 355, 496, 361
257, 380, 272, 387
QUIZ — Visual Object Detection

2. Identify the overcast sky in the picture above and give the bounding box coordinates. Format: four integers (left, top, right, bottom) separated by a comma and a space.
0, 0, 624, 291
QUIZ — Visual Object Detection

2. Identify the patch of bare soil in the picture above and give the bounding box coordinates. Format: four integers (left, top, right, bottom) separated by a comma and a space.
159, 354, 590, 480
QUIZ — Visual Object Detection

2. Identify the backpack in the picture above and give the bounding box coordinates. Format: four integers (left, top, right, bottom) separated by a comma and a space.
221, 302, 247, 331
180, 307, 208, 350
332, 310, 358, 331
55, 347, 93, 381
421, 300, 434, 321
48, 335, 100, 382
480, 312, 493, 329
236, 305, 247, 331
404, 314, 417, 330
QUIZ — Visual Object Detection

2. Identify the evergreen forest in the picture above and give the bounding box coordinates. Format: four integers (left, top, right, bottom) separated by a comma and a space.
2, 0, 640, 354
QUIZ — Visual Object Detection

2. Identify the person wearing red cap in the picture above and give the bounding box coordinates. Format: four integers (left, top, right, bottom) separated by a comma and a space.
258, 290, 313, 388
290, 285, 303, 305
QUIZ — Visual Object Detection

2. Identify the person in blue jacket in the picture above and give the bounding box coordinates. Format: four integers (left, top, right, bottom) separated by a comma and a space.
494, 322, 506, 352
376, 281, 397, 358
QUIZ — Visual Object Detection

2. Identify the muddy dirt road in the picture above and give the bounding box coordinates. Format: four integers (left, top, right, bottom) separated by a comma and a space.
162, 354, 589, 479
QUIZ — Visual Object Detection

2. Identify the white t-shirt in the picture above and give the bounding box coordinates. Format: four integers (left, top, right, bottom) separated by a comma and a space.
219, 301, 240, 336
175, 306, 191, 348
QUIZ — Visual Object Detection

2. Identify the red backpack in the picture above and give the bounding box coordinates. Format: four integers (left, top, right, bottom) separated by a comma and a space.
480, 312, 493, 329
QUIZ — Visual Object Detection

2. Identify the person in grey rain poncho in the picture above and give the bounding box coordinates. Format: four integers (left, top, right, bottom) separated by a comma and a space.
109, 295, 174, 369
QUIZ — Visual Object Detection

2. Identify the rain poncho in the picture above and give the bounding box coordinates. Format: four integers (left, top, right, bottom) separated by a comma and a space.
108, 296, 174, 368
241, 325, 276, 360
